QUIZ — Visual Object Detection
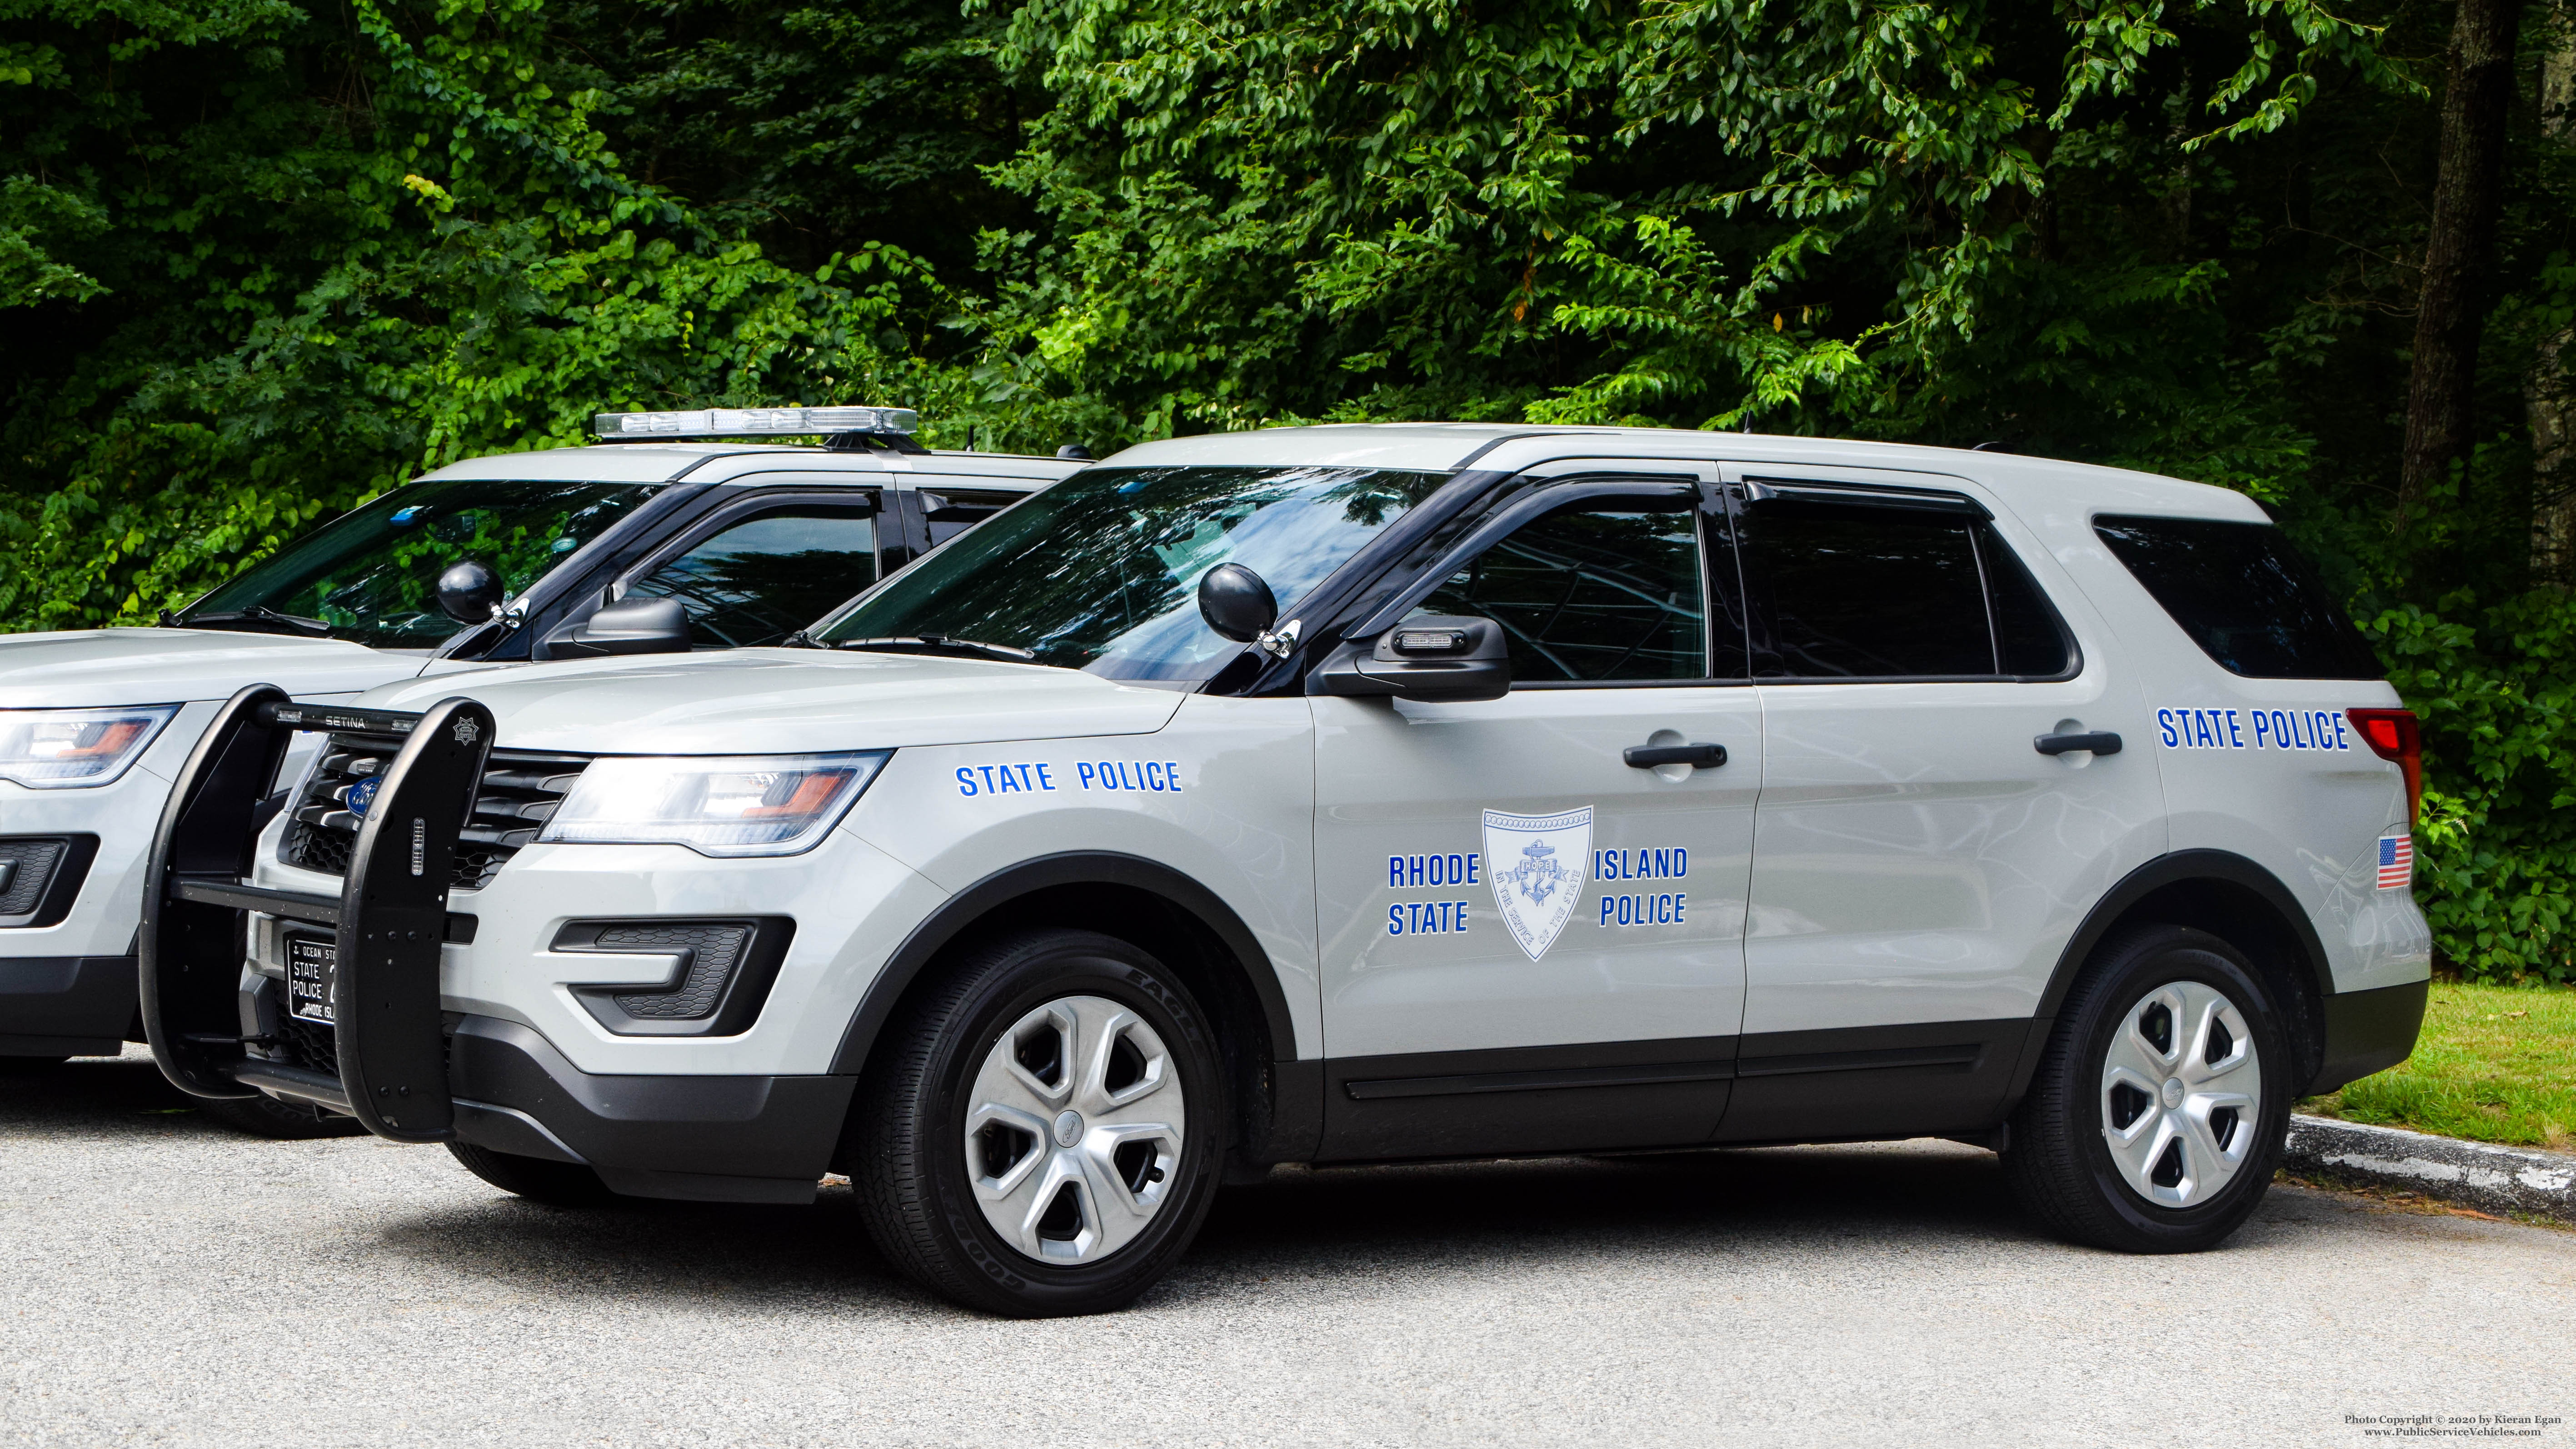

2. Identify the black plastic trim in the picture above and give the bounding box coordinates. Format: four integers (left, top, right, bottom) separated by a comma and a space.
1716, 1019, 2029, 1145
0, 953, 139, 1047
1320, 1037, 1737, 1161
0, 834, 98, 929
549, 916, 794, 1036
446, 1015, 853, 1204
2312, 978, 2430, 1095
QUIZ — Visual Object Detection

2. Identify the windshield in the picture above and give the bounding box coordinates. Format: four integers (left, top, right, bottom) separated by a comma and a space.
186, 479, 661, 649
818, 465, 1450, 681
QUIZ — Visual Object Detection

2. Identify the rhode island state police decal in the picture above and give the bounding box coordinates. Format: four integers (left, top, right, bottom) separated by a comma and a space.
1483, 806, 1593, 960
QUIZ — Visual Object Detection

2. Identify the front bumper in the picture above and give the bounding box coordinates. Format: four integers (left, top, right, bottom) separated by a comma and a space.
0, 954, 134, 1056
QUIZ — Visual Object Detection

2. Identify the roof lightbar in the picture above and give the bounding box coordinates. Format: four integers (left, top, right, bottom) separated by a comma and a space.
591, 405, 920, 440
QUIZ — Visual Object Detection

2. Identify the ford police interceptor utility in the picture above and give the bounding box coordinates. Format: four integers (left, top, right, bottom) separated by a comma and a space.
0, 407, 1076, 1136
140, 423, 2429, 1317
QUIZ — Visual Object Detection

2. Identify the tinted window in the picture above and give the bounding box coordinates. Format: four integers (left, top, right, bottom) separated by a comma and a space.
629, 506, 879, 648
820, 465, 1448, 682
185, 480, 658, 650
1419, 500, 1707, 682
1745, 501, 1994, 677
2095, 516, 2380, 680
1987, 536, 2074, 676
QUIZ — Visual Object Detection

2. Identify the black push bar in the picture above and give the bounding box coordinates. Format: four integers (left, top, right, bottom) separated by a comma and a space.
140, 685, 495, 1143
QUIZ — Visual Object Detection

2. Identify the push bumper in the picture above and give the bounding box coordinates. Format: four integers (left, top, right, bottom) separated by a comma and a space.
139, 685, 853, 1203
2310, 978, 2430, 1095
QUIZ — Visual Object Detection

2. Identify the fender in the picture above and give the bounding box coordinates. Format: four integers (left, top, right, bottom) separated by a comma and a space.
825, 851, 1318, 1156
2002, 848, 2335, 1111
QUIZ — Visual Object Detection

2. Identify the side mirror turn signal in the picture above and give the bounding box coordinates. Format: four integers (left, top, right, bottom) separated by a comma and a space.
1311, 615, 1510, 702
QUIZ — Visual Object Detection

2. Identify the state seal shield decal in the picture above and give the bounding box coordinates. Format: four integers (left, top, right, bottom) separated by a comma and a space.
1484, 806, 1593, 960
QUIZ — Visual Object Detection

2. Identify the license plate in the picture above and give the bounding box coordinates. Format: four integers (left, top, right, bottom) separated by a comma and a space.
285, 934, 337, 1025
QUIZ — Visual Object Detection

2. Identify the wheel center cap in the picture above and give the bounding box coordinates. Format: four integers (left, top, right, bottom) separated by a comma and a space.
2161, 1077, 2186, 1109
1053, 1109, 1083, 1147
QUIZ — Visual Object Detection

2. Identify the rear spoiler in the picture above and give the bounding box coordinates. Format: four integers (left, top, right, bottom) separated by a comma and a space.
139, 685, 494, 1143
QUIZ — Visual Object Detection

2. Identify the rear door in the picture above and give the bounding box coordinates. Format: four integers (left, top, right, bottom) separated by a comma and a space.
1725, 468, 2168, 1142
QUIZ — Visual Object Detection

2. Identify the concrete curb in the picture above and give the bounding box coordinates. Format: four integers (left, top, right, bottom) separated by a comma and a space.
2283, 1114, 2576, 1224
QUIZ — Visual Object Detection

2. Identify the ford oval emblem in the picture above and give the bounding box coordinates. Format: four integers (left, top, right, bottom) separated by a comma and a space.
344, 775, 381, 819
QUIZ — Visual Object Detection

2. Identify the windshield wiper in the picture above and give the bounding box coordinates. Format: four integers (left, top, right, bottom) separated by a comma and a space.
165, 606, 334, 639
829, 635, 1043, 664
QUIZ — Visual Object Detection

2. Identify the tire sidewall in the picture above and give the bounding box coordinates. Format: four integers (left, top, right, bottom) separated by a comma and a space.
909, 934, 1224, 1314
2070, 936, 2290, 1245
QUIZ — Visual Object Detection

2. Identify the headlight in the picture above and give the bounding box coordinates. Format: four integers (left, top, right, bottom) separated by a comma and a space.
536, 751, 891, 857
0, 705, 181, 789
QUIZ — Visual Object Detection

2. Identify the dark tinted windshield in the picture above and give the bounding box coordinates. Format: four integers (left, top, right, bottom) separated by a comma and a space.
2094, 515, 2380, 680
188, 479, 659, 649
818, 465, 1449, 681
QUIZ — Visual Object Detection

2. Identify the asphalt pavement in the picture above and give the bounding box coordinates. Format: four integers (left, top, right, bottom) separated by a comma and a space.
3, 1049, 2569, 1448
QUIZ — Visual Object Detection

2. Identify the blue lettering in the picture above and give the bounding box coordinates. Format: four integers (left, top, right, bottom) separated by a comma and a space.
1467, 854, 1479, 884
2252, 712, 2271, 748
976, 765, 998, 793
2158, 709, 2179, 749
1167, 761, 1183, 792
2227, 710, 2244, 748
1388, 905, 1403, 937
1388, 858, 1404, 889
1035, 763, 1055, 790
1601, 897, 1615, 926
1674, 847, 1687, 877
1078, 762, 1097, 789
2333, 714, 2351, 750
997, 767, 1022, 793
955, 766, 978, 797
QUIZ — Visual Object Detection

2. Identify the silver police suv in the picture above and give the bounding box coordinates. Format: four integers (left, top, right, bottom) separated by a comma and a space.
141, 423, 2427, 1316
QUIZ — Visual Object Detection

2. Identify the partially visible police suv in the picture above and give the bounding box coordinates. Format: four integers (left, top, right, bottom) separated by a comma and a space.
141, 424, 2428, 1316
2, 407, 1078, 1136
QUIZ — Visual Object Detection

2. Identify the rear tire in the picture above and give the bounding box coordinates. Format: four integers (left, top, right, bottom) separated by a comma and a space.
200, 1092, 369, 1140
447, 1141, 619, 1208
851, 927, 1225, 1317
2004, 924, 2290, 1253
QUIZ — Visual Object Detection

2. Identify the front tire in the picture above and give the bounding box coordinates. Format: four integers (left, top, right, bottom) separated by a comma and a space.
2004, 924, 2290, 1253
851, 928, 1225, 1317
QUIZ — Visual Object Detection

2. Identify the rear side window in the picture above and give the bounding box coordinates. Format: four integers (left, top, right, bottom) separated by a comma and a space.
2093, 516, 2381, 680
1738, 497, 2074, 680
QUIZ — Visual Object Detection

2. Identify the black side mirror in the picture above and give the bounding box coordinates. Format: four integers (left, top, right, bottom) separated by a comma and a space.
434, 560, 505, 624
539, 595, 693, 660
1312, 615, 1511, 703
1198, 563, 1279, 643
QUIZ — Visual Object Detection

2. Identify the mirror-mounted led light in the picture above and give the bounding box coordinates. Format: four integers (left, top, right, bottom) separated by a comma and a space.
0, 705, 181, 789
592, 406, 919, 440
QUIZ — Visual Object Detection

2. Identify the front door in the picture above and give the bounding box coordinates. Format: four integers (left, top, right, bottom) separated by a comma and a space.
1312, 471, 1764, 1158
1722, 468, 2169, 1143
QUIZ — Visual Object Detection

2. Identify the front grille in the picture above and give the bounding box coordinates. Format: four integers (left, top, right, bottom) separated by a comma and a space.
273, 1013, 338, 1076
0, 838, 68, 916
281, 734, 588, 890
596, 923, 753, 1019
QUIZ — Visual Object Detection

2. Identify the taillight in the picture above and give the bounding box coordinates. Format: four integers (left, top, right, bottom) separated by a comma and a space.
2347, 708, 2422, 824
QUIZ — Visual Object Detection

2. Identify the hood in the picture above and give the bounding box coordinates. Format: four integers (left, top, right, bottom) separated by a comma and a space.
0, 628, 423, 707
347, 649, 1188, 754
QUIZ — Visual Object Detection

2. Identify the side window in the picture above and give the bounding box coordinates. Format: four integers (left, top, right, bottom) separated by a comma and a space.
1417, 497, 1708, 683
627, 504, 879, 649
1740, 495, 2072, 679
2093, 515, 2379, 680
924, 490, 1027, 547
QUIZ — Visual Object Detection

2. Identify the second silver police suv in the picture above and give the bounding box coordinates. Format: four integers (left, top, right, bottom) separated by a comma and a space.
142, 423, 2429, 1317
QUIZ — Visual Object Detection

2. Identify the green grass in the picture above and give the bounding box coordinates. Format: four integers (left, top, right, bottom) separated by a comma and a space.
2300, 979, 2576, 1150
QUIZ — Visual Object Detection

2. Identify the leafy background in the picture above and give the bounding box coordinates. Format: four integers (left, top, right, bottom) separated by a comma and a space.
5, 0, 2572, 981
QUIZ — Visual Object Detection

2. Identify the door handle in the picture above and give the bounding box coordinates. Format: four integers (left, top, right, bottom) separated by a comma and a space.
1623, 742, 1728, 769
2034, 731, 2122, 756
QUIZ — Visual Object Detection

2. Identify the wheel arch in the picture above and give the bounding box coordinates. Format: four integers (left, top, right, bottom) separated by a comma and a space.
2006, 849, 2336, 1111
827, 851, 1321, 1166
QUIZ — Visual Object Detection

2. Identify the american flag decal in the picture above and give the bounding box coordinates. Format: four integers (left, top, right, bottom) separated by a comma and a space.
2376, 835, 2413, 890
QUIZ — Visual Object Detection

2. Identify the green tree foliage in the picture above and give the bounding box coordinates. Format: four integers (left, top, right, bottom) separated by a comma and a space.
3, 0, 2571, 980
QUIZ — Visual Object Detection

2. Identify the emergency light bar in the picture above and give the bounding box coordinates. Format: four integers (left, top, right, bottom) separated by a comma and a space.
591, 405, 919, 440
